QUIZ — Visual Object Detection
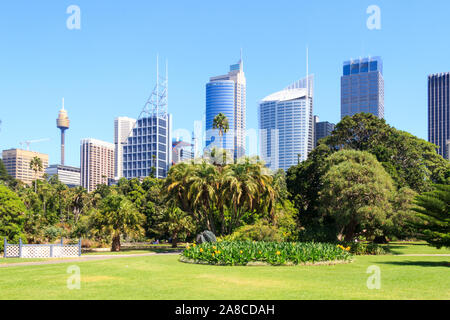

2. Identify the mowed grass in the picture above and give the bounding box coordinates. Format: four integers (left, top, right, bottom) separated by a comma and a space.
0, 242, 448, 300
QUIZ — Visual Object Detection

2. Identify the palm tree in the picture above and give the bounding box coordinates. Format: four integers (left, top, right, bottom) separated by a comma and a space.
29, 156, 43, 193
213, 113, 230, 165
154, 203, 195, 248
93, 194, 145, 251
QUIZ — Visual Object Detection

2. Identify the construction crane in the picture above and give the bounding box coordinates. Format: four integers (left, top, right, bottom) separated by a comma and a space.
19, 138, 50, 151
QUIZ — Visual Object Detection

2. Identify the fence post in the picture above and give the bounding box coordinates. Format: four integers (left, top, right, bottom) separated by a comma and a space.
3, 238, 6, 258
61, 238, 64, 246
19, 238, 23, 258
78, 239, 82, 257
50, 244, 53, 258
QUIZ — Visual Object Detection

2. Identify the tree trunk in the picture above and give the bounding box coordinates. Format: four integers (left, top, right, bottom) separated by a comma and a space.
171, 233, 178, 248
111, 235, 121, 252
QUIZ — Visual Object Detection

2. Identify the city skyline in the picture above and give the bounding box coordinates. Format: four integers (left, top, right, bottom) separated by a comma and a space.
1, 1, 450, 167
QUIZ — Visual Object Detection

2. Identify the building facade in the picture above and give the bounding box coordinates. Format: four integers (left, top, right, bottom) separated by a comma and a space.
428, 72, 450, 158
1, 149, 49, 184
341, 56, 384, 119
314, 116, 335, 147
80, 138, 115, 192
206, 59, 246, 159
122, 114, 172, 179
259, 76, 314, 172
172, 140, 194, 165
114, 117, 136, 178
45, 164, 81, 188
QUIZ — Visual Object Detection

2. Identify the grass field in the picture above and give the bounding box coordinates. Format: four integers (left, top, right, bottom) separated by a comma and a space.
0, 242, 448, 300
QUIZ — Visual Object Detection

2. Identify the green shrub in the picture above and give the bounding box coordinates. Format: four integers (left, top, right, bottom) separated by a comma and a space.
181, 241, 352, 266
343, 242, 388, 255
224, 221, 284, 242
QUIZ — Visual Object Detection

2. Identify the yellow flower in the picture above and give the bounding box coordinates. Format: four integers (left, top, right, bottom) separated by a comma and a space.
217, 250, 221, 254
240, 250, 243, 254
199, 248, 203, 253
346, 247, 351, 251
259, 251, 262, 254
276, 251, 281, 255
212, 246, 217, 250
193, 243, 196, 247
212, 253, 215, 257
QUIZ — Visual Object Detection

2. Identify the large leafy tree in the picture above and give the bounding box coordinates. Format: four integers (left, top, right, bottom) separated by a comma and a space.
323, 113, 449, 192
411, 184, 450, 249
92, 194, 145, 251
319, 150, 395, 241
0, 185, 26, 249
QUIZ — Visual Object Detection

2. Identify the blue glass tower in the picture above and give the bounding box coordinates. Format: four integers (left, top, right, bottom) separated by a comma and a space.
205, 60, 246, 159
341, 56, 384, 119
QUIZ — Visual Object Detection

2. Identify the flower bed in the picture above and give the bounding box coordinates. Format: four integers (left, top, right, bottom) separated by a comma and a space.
180, 241, 352, 266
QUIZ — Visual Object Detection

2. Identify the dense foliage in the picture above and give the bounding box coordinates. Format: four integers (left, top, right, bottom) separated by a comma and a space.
181, 241, 352, 266
287, 113, 450, 242
0, 185, 26, 251
411, 184, 450, 248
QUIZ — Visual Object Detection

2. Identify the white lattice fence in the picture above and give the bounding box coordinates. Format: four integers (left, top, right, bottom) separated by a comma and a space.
3, 239, 81, 258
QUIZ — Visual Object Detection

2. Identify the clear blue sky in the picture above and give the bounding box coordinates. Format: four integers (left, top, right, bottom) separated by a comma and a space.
0, 0, 449, 167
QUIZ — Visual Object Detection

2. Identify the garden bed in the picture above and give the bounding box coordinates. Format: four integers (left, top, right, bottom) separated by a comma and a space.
180, 241, 353, 266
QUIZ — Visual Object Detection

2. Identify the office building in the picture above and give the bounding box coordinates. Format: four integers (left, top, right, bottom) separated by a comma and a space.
428, 72, 450, 158
341, 56, 384, 119
206, 58, 246, 159
45, 164, 80, 188
1, 149, 49, 184
259, 76, 314, 171
172, 139, 194, 165
314, 116, 335, 147
80, 138, 115, 192
114, 117, 136, 178
122, 114, 172, 179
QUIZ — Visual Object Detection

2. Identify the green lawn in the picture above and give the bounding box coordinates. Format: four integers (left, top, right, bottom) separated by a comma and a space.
0, 242, 448, 300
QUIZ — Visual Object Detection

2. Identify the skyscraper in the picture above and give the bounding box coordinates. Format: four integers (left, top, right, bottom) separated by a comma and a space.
314, 116, 335, 147
259, 76, 314, 171
428, 72, 450, 158
114, 117, 136, 178
1, 149, 49, 184
341, 56, 384, 119
205, 58, 246, 159
80, 138, 115, 192
122, 115, 172, 179
122, 57, 172, 179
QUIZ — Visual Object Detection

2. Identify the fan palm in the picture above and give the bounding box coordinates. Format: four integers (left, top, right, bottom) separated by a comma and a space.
29, 156, 43, 193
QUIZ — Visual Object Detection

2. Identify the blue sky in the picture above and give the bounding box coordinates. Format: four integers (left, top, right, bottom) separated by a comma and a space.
0, 0, 449, 167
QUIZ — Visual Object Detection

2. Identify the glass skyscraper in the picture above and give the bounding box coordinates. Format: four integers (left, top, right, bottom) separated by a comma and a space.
428, 72, 450, 158
205, 59, 246, 159
122, 114, 172, 179
314, 116, 335, 147
259, 76, 314, 172
341, 56, 384, 119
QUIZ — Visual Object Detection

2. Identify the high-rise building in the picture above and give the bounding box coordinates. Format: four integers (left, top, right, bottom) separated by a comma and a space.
428, 72, 450, 158
205, 58, 246, 159
259, 76, 314, 172
122, 115, 172, 179
45, 164, 81, 188
80, 138, 114, 192
56, 98, 70, 166
341, 56, 384, 119
172, 139, 194, 165
1, 149, 49, 184
314, 116, 335, 147
114, 117, 136, 178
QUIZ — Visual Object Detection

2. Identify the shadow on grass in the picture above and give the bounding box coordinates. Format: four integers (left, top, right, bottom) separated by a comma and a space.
379, 260, 450, 268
